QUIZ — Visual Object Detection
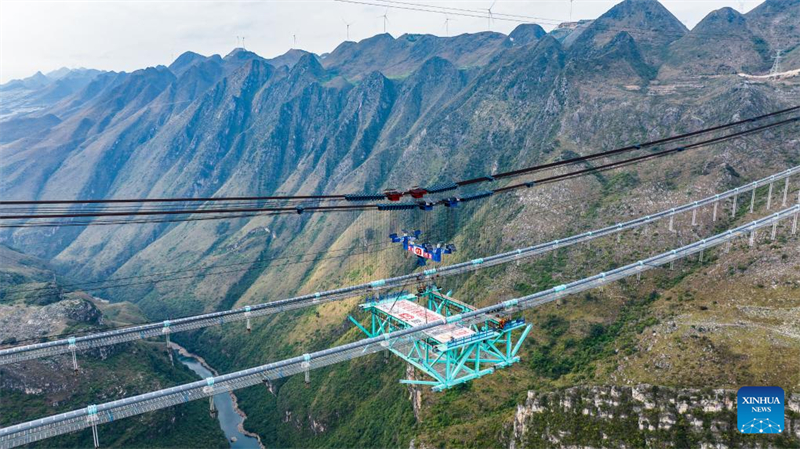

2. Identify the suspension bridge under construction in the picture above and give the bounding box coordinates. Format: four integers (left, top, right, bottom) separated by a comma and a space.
1, 199, 798, 447
1, 109, 800, 448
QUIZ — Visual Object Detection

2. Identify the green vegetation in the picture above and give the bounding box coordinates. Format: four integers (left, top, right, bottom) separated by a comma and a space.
0, 344, 226, 448
530, 291, 660, 381
514, 251, 569, 294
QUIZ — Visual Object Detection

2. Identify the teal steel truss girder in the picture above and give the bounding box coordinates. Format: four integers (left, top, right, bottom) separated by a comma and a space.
350, 288, 532, 391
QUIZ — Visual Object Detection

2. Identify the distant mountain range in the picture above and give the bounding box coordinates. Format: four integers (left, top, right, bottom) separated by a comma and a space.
3, 0, 796, 118
0, 68, 105, 120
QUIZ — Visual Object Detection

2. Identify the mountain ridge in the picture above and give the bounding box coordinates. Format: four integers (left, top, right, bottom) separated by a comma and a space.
658, 7, 771, 78
569, 0, 688, 68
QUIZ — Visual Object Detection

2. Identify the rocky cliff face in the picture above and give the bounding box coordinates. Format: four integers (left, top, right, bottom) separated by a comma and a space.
509, 385, 800, 448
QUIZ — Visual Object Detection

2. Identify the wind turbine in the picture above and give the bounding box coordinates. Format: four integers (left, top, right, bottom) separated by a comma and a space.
569, 0, 574, 22
486, 0, 497, 31
342, 18, 354, 41
443, 15, 455, 37
378, 8, 389, 34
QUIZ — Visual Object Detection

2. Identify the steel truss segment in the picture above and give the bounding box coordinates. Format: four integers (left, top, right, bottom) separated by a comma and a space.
351, 288, 530, 391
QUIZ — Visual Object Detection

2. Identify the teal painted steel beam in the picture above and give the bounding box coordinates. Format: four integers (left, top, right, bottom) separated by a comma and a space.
393, 350, 446, 384
348, 316, 372, 337
400, 341, 419, 361
431, 350, 445, 366
431, 368, 496, 392
511, 324, 533, 358
399, 379, 440, 386
445, 349, 451, 379
482, 344, 507, 361
461, 357, 503, 364
411, 341, 426, 362
491, 357, 520, 370
450, 344, 476, 378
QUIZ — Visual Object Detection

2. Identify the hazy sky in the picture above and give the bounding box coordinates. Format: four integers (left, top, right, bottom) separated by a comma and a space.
0, 0, 767, 83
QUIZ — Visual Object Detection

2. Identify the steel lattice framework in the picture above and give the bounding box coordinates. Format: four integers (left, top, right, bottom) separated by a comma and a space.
351, 289, 532, 391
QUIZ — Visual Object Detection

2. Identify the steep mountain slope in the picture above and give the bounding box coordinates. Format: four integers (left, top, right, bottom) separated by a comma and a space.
784, 44, 800, 70
508, 23, 547, 46
267, 48, 315, 69
0, 54, 278, 261
746, 0, 800, 53
659, 7, 770, 78
550, 20, 594, 47
168, 51, 211, 77
95, 55, 471, 315
0, 245, 59, 306
568, 31, 655, 84
46, 71, 130, 119
568, 0, 687, 68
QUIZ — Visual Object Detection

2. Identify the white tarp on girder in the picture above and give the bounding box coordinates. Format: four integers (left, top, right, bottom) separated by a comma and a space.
375, 300, 474, 343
